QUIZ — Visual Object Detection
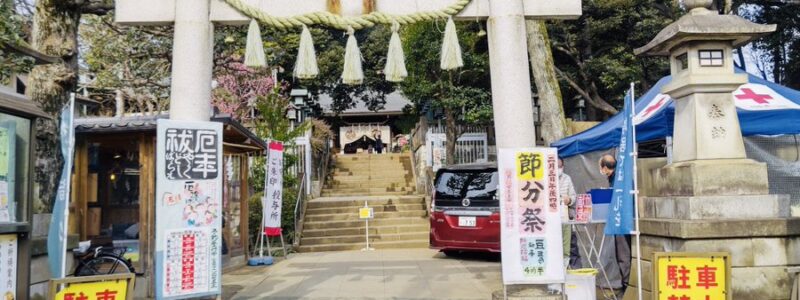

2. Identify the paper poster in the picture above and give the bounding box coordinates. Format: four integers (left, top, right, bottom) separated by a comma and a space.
0, 181, 9, 223
263, 142, 283, 236
155, 119, 223, 299
0, 234, 17, 300
575, 194, 592, 223
498, 148, 564, 284
0, 127, 8, 178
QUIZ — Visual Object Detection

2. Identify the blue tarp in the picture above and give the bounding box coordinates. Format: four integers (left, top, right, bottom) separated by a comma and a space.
553, 69, 800, 158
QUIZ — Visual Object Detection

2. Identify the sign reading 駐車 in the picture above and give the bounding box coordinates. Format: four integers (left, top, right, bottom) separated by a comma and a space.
49, 273, 135, 300
653, 252, 730, 300
155, 119, 223, 299
498, 148, 564, 284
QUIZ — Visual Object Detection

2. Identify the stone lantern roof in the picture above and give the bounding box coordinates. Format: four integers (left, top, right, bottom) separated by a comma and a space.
635, 0, 776, 56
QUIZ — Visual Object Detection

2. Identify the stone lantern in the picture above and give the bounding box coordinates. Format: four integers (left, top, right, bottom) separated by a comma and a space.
629, 1, 800, 299
635, 0, 775, 196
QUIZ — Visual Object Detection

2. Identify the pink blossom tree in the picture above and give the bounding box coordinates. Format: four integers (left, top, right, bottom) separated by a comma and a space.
212, 62, 283, 123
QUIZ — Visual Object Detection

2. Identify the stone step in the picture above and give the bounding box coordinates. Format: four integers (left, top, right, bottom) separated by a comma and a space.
322, 187, 416, 194
321, 190, 417, 197
300, 232, 429, 246
329, 175, 410, 181
325, 182, 414, 189
306, 195, 425, 209
304, 210, 427, 222
301, 223, 430, 238
334, 154, 409, 160
302, 217, 428, 230
331, 170, 409, 177
306, 203, 426, 215
295, 239, 428, 253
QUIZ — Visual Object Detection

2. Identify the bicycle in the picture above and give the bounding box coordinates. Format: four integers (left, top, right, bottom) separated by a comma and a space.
73, 245, 135, 276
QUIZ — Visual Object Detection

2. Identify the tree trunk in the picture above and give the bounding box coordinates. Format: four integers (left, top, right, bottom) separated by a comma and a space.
444, 108, 459, 166
28, 0, 80, 213
525, 20, 568, 145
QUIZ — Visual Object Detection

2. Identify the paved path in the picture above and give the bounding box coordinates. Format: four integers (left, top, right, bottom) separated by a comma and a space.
222, 249, 502, 299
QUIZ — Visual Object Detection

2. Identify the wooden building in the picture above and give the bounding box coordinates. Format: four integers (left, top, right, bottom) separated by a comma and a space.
69, 114, 266, 297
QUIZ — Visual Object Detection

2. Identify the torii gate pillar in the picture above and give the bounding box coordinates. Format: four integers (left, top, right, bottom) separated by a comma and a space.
487, 0, 537, 148
170, 0, 214, 121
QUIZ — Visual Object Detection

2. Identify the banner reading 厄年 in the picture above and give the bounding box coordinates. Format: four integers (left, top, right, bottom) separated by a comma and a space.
155, 119, 223, 299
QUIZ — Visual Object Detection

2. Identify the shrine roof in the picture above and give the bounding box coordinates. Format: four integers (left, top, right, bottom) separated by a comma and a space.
74, 114, 268, 151
318, 91, 411, 117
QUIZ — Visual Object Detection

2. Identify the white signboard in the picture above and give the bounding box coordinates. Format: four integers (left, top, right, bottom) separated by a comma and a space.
155, 119, 223, 299
498, 148, 564, 284
263, 142, 284, 236
0, 234, 17, 299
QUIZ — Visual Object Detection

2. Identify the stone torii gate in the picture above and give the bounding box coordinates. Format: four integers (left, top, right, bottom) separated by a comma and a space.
115, 0, 580, 296
115, 0, 580, 149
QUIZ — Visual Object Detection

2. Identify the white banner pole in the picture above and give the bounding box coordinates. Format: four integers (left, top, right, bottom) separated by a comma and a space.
631, 83, 644, 300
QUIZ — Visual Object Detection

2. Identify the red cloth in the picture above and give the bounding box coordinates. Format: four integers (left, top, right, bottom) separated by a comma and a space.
264, 227, 282, 237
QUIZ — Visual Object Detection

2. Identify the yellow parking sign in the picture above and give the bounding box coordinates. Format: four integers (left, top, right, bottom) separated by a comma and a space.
654, 252, 730, 300
49, 273, 135, 300
359, 207, 373, 219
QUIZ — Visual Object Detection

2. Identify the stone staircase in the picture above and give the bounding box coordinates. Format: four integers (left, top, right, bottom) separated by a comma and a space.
297, 153, 429, 252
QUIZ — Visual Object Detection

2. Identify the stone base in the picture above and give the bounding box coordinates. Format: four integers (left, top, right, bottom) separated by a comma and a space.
651, 158, 769, 196
491, 285, 562, 300
641, 194, 796, 220
628, 234, 800, 299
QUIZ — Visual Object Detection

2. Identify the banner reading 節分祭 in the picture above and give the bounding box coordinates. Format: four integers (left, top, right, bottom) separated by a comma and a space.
498, 147, 564, 284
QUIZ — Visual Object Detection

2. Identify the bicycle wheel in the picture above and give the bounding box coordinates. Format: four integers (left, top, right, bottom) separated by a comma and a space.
74, 254, 133, 276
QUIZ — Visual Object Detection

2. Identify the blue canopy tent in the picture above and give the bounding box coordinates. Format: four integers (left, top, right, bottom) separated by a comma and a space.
553, 69, 800, 158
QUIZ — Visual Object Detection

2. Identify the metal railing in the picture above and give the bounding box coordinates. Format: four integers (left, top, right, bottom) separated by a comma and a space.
312, 141, 332, 198
293, 172, 307, 248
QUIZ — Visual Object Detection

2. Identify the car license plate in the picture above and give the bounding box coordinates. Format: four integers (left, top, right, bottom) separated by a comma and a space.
458, 216, 476, 227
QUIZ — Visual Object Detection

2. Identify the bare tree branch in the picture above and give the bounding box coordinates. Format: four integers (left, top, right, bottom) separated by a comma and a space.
554, 66, 618, 115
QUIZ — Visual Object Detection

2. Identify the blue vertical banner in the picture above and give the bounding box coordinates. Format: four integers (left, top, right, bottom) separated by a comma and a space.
605, 87, 636, 235
48, 95, 75, 278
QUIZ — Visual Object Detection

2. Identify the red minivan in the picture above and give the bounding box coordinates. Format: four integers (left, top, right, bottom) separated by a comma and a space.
429, 163, 500, 255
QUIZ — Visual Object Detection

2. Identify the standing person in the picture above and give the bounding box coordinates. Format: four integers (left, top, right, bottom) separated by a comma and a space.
599, 153, 632, 295
558, 158, 578, 268
374, 132, 384, 154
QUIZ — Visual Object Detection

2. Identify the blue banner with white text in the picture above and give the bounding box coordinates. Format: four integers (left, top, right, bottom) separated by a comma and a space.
47, 96, 75, 278
605, 88, 635, 235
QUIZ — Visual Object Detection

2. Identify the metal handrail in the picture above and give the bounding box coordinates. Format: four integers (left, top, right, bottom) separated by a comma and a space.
293, 172, 307, 248
316, 141, 331, 197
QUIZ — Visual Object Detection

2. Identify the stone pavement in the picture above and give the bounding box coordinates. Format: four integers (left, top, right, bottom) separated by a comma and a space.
222, 249, 502, 299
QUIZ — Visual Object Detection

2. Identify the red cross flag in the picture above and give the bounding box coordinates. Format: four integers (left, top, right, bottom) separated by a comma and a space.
733, 83, 800, 111
634, 94, 672, 125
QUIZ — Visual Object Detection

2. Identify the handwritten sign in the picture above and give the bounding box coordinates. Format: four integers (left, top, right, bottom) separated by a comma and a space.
654, 252, 730, 300
263, 142, 284, 236
0, 235, 16, 300
164, 128, 219, 180
498, 148, 564, 284
155, 119, 223, 299
50, 273, 134, 300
